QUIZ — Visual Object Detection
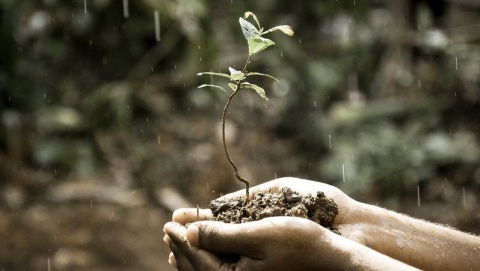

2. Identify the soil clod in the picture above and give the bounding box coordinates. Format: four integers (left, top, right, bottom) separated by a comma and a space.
209, 189, 338, 229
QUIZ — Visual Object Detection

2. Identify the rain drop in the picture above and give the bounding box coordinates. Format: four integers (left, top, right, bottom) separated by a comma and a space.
342, 164, 346, 182
455, 56, 458, 71
463, 186, 466, 207
154, 11, 161, 42
123, 0, 129, 18
48, 257, 51, 271
314, 101, 317, 108
329, 134, 332, 149
158, 135, 161, 145
417, 185, 421, 207
84, 0, 87, 14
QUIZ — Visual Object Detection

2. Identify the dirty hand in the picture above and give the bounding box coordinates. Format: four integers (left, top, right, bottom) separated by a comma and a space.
163, 216, 353, 271
172, 177, 366, 243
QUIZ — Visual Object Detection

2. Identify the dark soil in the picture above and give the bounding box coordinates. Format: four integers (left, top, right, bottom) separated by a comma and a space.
209, 187, 339, 229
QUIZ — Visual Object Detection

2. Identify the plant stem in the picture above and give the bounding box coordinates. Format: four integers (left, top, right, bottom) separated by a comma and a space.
222, 55, 252, 200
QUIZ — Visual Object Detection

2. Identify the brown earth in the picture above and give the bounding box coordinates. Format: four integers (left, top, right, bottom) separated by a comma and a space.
210, 187, 338, 229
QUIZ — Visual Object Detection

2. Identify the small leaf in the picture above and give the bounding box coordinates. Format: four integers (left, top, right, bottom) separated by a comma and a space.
198, 84, 228, 94
244, 12, 261, 30
197, 72, 232, 80
245, 72, 279, 82
248, 37, 275, 56
228, 83, 238, 91
241, 82, 269, 101
228, 67, 245, 81
239, 17, 259, 40
262, 25, 294, 36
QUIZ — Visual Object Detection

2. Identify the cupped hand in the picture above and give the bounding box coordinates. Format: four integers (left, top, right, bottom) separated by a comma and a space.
172, 177, 365, 242
163, 216, 349, 271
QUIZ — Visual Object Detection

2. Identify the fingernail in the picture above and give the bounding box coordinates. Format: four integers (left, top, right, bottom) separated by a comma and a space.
186, 224, 200, 246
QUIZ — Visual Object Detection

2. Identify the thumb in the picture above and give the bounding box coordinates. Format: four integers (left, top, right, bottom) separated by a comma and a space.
187, 221, 261, 256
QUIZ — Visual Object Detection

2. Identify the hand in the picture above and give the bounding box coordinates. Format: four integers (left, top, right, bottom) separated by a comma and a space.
163, 216, 351, 271
172, 177, 366, 243
164, 177, 421, 271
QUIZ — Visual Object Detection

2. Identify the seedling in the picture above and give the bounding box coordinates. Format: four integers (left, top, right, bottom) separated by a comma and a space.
198, 11, 294, 200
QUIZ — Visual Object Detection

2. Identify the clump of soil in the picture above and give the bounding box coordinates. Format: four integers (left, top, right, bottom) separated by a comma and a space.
209, 187, 338, 229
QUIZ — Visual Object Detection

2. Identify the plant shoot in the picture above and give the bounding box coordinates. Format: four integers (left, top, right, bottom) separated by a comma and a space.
198, 11, 294, 200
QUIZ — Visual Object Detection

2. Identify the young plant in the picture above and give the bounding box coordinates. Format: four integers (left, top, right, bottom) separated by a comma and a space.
198, 11, 294, 200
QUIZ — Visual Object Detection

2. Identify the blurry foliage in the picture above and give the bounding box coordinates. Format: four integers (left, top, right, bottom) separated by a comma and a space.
1, 0, 480, 200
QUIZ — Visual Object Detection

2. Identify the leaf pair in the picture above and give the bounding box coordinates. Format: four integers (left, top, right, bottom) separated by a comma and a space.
197, 67, 278, 100
239, 12, 294, 56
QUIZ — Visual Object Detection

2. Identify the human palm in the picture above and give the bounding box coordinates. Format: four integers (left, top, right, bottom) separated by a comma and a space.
172, 177, 365, 243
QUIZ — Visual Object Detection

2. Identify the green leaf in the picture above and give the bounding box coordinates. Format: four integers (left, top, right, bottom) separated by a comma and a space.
239, 17, 259, 40
244, 12, 261, 30
197, 72, 232, 80
228, 83, 238, 91
248, 37, 275, 56
198, 84, 228, 94
228, 67, 245, 81
262, 25, 295, 36
241, 82, 269, 101
245, 72, 279, 82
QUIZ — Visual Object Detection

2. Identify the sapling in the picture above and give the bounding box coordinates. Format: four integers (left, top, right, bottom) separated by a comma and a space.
198, 11, 294, 200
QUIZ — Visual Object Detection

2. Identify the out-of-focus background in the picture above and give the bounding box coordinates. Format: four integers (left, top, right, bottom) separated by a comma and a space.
1, 0, 479, 270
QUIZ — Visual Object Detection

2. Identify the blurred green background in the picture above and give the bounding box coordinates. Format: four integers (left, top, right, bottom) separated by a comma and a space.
1, 0, 479, 270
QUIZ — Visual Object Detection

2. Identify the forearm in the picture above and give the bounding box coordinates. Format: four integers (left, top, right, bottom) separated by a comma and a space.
326, 232, 420, 271
353, 203, 480, 271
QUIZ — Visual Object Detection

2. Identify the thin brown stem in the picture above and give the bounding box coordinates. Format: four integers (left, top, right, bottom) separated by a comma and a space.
221, 55, 252, 200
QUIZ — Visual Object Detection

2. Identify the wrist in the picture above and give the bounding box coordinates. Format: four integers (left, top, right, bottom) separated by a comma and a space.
334, 200, 371, 244
319, 226, 419, 271
310, 227, 352, 270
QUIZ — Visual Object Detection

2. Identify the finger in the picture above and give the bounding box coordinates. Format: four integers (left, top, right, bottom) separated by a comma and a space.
164, 222, 190, 250
187, 221, 262, 256
173, 208, 213, 225
163, 234, 172, 246
169, 237, 195, 271
168, 252, 177, 268
168, 224, 236, 271
165, 223, 196, 271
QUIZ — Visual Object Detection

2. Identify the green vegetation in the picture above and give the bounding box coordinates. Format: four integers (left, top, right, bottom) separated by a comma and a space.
1, 0, 479, 217
1, 2, 480, 269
